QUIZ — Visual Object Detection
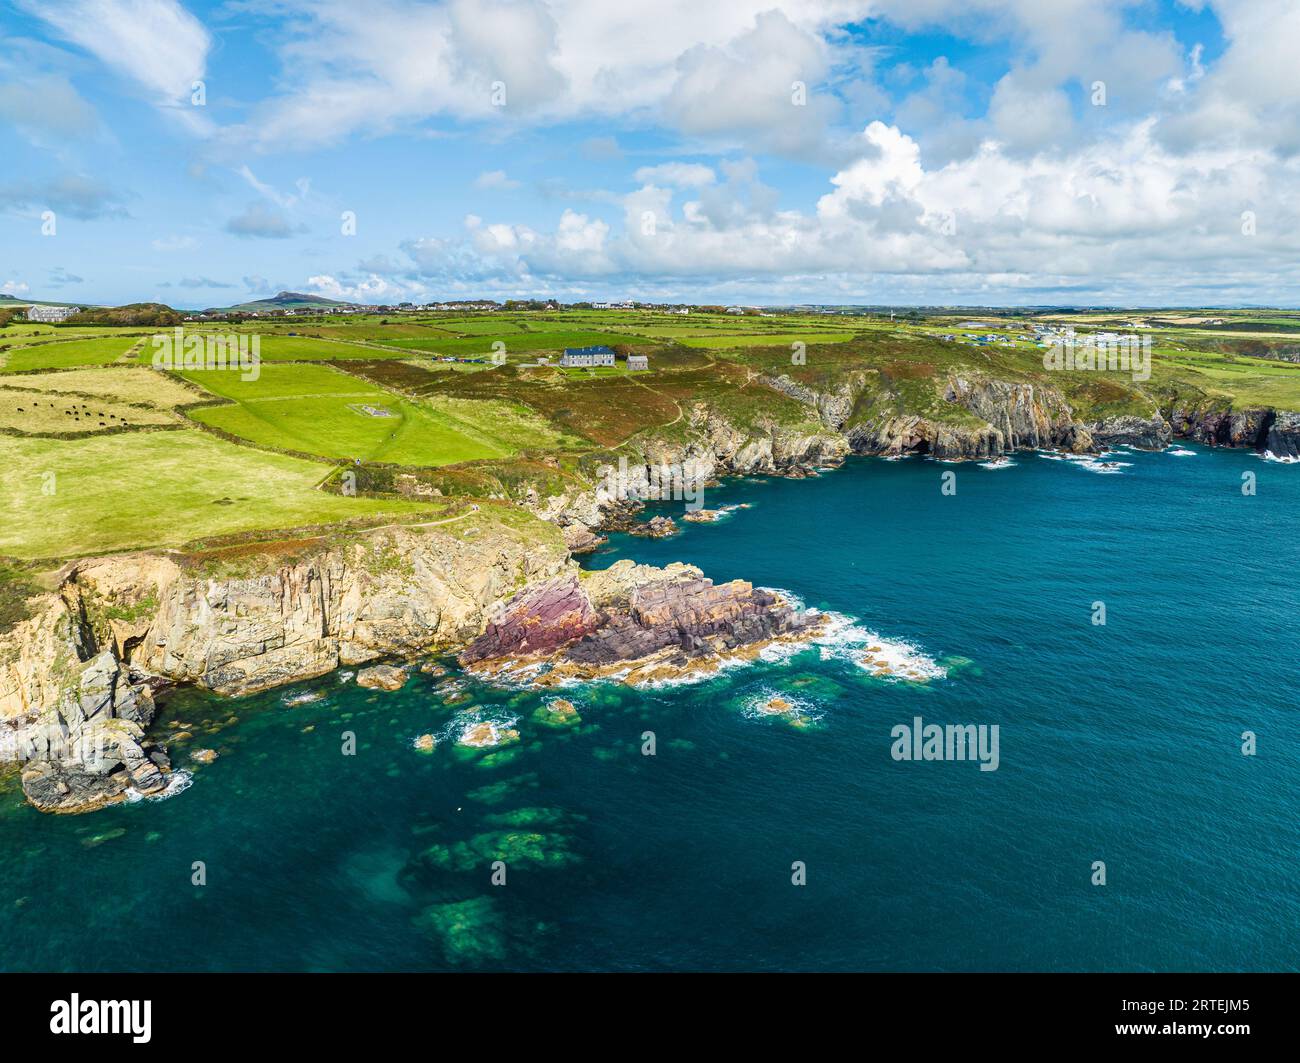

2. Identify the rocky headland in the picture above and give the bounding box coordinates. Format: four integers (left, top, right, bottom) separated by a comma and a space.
0, 523, 819, 813
459, 560, 818, 686
5, 362, 1297, 816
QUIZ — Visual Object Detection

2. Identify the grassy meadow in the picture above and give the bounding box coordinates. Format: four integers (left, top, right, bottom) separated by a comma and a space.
178, 362, 577, 464
0, 430, 434, 559
0, 336, 142, 372
4, 305, 1300, 563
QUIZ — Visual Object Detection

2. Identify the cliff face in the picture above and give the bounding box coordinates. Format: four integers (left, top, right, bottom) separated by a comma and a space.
1084, 415, 1172, 450
1264, 412, 1300, 459
1, 524, 572, 812
841, 376, 1093, 460
0, 523, 816, 814
531, 401, 848, 546
1168, 406, 1272, 449
762, 371, 1294, 463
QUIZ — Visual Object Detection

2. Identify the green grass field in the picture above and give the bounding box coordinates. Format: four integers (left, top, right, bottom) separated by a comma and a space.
0, 430, 434, 559
675, 331, 858, 349
1, 337, 141, 372
178, 362, 576, 464
133, 334, 384, 364
6, 306, 1300, 564
1152, 349, 1300, 407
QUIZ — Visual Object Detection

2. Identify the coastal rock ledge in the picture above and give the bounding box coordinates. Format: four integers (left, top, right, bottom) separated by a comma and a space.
0, 527, 810, 813
460, 560, 817, 685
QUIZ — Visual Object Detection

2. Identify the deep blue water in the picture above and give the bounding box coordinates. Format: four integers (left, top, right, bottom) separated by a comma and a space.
1, 446, 1298, 971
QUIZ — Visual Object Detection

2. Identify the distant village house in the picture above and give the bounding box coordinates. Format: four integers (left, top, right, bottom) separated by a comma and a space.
559, 345, 616, 367
25, 304, 79, 323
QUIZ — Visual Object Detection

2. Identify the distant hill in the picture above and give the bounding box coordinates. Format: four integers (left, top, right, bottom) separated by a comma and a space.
220, 291, 355, 312
67, 302, 181, 326
0, 293, 103, 309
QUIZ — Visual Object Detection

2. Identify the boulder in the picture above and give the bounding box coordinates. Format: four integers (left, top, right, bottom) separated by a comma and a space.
356, 664, 408, 691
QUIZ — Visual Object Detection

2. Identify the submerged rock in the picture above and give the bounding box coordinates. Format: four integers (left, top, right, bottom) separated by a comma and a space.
533, 699, 581, 727
356, 665, 408, 691
411, 897, 506, 966
413, 734, 437, 752
190, 748, 218, 764
457, 722, 520, 748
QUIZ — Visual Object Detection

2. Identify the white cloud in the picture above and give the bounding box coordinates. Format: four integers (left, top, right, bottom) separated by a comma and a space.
411, 120, 1300, 302
475, 170, 522, 190
214, 0, 878, 153
987, 73, 1074, 156
224, 202, 303, 239
20, 0, 211, 122
151, 234, 198, 251
2, 280, 31, 295
1157, 0, 1300, 156
662, 9, 840, 157
237, 166, 310, 208
305, 273, 423, 302
633, 163, 717, 188
0, 75, 98, 140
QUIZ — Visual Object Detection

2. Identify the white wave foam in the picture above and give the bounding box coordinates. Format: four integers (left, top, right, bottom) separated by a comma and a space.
1258, 450, 1300, 464
1042, 451, 1131, 474
1167, 447, 1196, 456
797, 608, 947, 682
739, 686, 824, 726
978, 457, 1016, 470
441, 708, 521, 746
126, 768, 193, 804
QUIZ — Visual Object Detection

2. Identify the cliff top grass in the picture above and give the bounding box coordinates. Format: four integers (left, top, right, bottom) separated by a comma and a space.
177, 361, 583, 466
6, 307, 1300, 563
0, 430, 435, 561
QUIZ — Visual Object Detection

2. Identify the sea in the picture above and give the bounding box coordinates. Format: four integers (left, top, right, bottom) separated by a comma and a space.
1, 444, 1297, 971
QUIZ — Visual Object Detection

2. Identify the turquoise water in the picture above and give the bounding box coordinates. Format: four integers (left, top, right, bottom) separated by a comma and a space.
2, 446, 1298, 971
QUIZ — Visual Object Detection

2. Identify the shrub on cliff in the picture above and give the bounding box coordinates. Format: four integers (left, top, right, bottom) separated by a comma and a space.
0, 562, 40, 635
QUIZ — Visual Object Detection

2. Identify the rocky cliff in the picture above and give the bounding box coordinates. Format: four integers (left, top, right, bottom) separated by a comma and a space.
765, 370, 1295, 463
527, 400, 848, 549
0, 522, 816, 813
1, 522, 571, 812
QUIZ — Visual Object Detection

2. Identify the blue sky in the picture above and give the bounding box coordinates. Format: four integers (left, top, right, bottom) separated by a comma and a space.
2, 0, 1298, 307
